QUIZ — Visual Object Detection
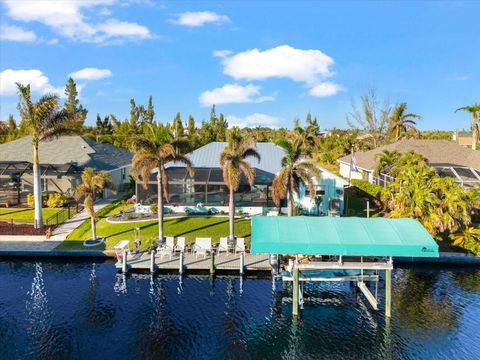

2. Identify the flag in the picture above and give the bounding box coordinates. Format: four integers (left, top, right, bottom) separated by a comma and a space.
350, 151, 358, 172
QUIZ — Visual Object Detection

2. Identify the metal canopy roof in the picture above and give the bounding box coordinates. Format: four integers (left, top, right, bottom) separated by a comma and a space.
251, 216, 439, 257
0, 161, 83, 176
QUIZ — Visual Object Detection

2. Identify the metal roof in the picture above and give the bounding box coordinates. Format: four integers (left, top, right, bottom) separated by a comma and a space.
251, 216, 439, 257
0, 136, 132, 171
165, 142, 285, 175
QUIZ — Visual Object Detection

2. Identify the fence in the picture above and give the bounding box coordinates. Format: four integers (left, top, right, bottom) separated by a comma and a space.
372, 173, 395, 188
0, 203, 83, 235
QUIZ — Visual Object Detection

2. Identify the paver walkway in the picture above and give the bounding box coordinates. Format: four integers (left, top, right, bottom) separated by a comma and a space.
50, 198, 117, 240
0, 240, 62, 252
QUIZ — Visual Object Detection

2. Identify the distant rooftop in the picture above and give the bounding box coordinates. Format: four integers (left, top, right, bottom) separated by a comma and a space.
0, 136, 133, 171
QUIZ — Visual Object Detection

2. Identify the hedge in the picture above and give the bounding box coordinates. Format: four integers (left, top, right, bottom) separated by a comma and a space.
351, 179, 386, 199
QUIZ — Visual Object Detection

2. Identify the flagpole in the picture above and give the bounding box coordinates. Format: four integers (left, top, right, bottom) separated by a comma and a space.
348, 145, 354, 187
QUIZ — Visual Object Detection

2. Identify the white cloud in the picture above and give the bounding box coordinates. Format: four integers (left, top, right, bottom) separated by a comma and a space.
171, 11, 230, 27
227, 113, 282, 129
213, 49, 233, 58
0, 69, 64, 97
2, 0, 152, 43
309, 82, 344, 97
221, 45, 335, 84
199, 84, 274, 107
0, 24, 37, 42
69, 68, 112, 80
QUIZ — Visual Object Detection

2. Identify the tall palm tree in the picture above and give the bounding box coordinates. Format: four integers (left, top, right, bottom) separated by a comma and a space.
388, 103, 421, 141
132, 125, 194, 241
455, 103, 480, 150
74, 168, 114, 240
16, 83, 71, 228
272, 139, 321, 216
220, 128, 260, 241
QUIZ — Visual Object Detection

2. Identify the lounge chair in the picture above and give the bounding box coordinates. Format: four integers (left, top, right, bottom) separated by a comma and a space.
194, 237, 212, 258
158, 236, 175, 259
235, 237, 246, 254
174, 237, 187, 253
217, 237, 229, 255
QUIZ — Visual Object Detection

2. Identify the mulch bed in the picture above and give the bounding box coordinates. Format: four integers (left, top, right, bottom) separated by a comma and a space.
0, 221, 47, 236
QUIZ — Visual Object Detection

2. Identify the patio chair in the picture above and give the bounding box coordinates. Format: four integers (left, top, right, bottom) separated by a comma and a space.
174, 237, 187, 253
158, 236, 175, 259
235, 237, 246, 254
194, 237, 212, 259
217, 237, 229, 256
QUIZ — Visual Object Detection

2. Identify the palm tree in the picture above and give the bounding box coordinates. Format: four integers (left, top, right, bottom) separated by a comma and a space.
272, 139, 321, 216
455, 103, 480, 150
74, 168, 114, 241
220, 128, 260, 241
16, 83, 71, 228
388, 103, 421, 141
374, 150, 401, 175
131, 125, 194, 242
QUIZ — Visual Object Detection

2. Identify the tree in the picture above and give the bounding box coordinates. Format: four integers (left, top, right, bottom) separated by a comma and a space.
388, 103, 421, 141
272, 139, 321, 216
374, 150, 401, 175
64, 77, 87, 133
17, 83, 71, 228
145, 96, 155, 124
74, 168, 114, 240
220, 128, 260, 241
449, 227, 480, 255
131, 125, 194, 241
455, 103, 480, 150
347, 89, 390, 148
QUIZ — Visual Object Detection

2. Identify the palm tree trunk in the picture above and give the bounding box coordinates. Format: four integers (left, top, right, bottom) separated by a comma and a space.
91, 216, 97, 240
472, 121, 478, 150
32, 143, 43, 228
157, 173, 164, 242
229, 186, 235, 241
287, 188, 294, 216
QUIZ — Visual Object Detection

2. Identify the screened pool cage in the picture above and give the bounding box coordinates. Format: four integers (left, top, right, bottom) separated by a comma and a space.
136, 167, 285, 207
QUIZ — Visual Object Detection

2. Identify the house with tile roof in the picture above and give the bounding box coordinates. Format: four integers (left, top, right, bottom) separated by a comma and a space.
337, 139, 480, 188
0, 136, 133, 204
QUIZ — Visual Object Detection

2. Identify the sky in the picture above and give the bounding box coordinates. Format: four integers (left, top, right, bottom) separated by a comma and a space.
0, 0, 479, 130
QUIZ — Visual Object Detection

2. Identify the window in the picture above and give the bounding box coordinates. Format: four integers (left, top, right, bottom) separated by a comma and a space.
40, 177, 48, 192
305, 185, 325, 196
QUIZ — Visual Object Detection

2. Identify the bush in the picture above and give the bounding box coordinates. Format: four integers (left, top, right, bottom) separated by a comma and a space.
351, 179, 386, 199
150, 204, 158, 214
220, 210, 226, 215
126, 214, 133, 220
27, 193, 48, 207
46, 193, 69, 208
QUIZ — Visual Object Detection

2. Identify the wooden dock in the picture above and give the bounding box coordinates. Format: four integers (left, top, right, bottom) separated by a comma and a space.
116, 251, 272, 273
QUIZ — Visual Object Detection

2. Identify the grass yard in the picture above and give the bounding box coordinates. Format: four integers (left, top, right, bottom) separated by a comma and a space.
0, 208, 64, 223
56, 199, 251, 251
344, 190, 380, 217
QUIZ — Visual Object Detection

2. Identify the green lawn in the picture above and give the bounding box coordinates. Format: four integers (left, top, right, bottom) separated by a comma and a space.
344, 190, 380, 217
57, 199, 251, 251
0, 208, 64, 223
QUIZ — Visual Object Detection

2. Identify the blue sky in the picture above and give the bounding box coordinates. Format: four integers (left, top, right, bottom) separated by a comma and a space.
0, 0, 479, 130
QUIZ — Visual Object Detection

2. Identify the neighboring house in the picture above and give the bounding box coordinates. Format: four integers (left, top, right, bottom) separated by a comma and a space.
136, 142, 346, 215
338, 139, 480, 188
0, 136, 133, 204
453, 130, 475, 148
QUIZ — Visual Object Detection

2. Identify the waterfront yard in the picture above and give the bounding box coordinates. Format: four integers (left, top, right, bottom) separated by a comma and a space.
0, 208, 64, 223
56, 200, 251, 251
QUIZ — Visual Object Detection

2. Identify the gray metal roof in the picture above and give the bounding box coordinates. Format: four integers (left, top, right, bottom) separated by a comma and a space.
0, 136, 132, 171
166, 142, 285, 175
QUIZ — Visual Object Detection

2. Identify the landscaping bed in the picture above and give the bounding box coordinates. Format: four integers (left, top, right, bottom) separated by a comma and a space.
0, 221, 45, 235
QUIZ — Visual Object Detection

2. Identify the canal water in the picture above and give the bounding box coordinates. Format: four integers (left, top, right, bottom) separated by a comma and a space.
0, 259, 478, 360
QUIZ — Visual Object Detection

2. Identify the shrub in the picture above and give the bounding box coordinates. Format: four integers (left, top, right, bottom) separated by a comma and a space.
351, 179, 386, 199
150, 204, 158, 214
46, 193, 69, 208
126, 214, 133, 220
220, 210, 226, 215
27, 193, 49, 207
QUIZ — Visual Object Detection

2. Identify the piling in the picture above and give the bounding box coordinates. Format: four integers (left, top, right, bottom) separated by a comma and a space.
385, 269, 392, 317
179, 252, 184, 274
367, 200, 370, 218
150, 250, 156, 273
210, 252, 215, 275
122, 249, 128, 273
292, 266, 299, 316
239, 252, 245, 275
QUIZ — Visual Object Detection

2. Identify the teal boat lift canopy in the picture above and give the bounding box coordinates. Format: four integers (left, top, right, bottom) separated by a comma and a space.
251, 217, 439, 258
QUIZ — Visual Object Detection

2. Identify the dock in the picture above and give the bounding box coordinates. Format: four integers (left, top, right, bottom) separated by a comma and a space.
116, 251, 272, 273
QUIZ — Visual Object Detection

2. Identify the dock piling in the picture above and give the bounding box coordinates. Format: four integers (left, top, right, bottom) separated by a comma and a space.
239, 252, 245, 275
150, 250, 155, 273
385, 269, 392, 317
122, 249, 128, 273
179, 252, 184, 274
210, 252, 215, 275
292, 265, 299, 316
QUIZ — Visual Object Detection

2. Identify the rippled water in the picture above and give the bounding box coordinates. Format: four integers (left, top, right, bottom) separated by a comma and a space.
0, 259, 479, 360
